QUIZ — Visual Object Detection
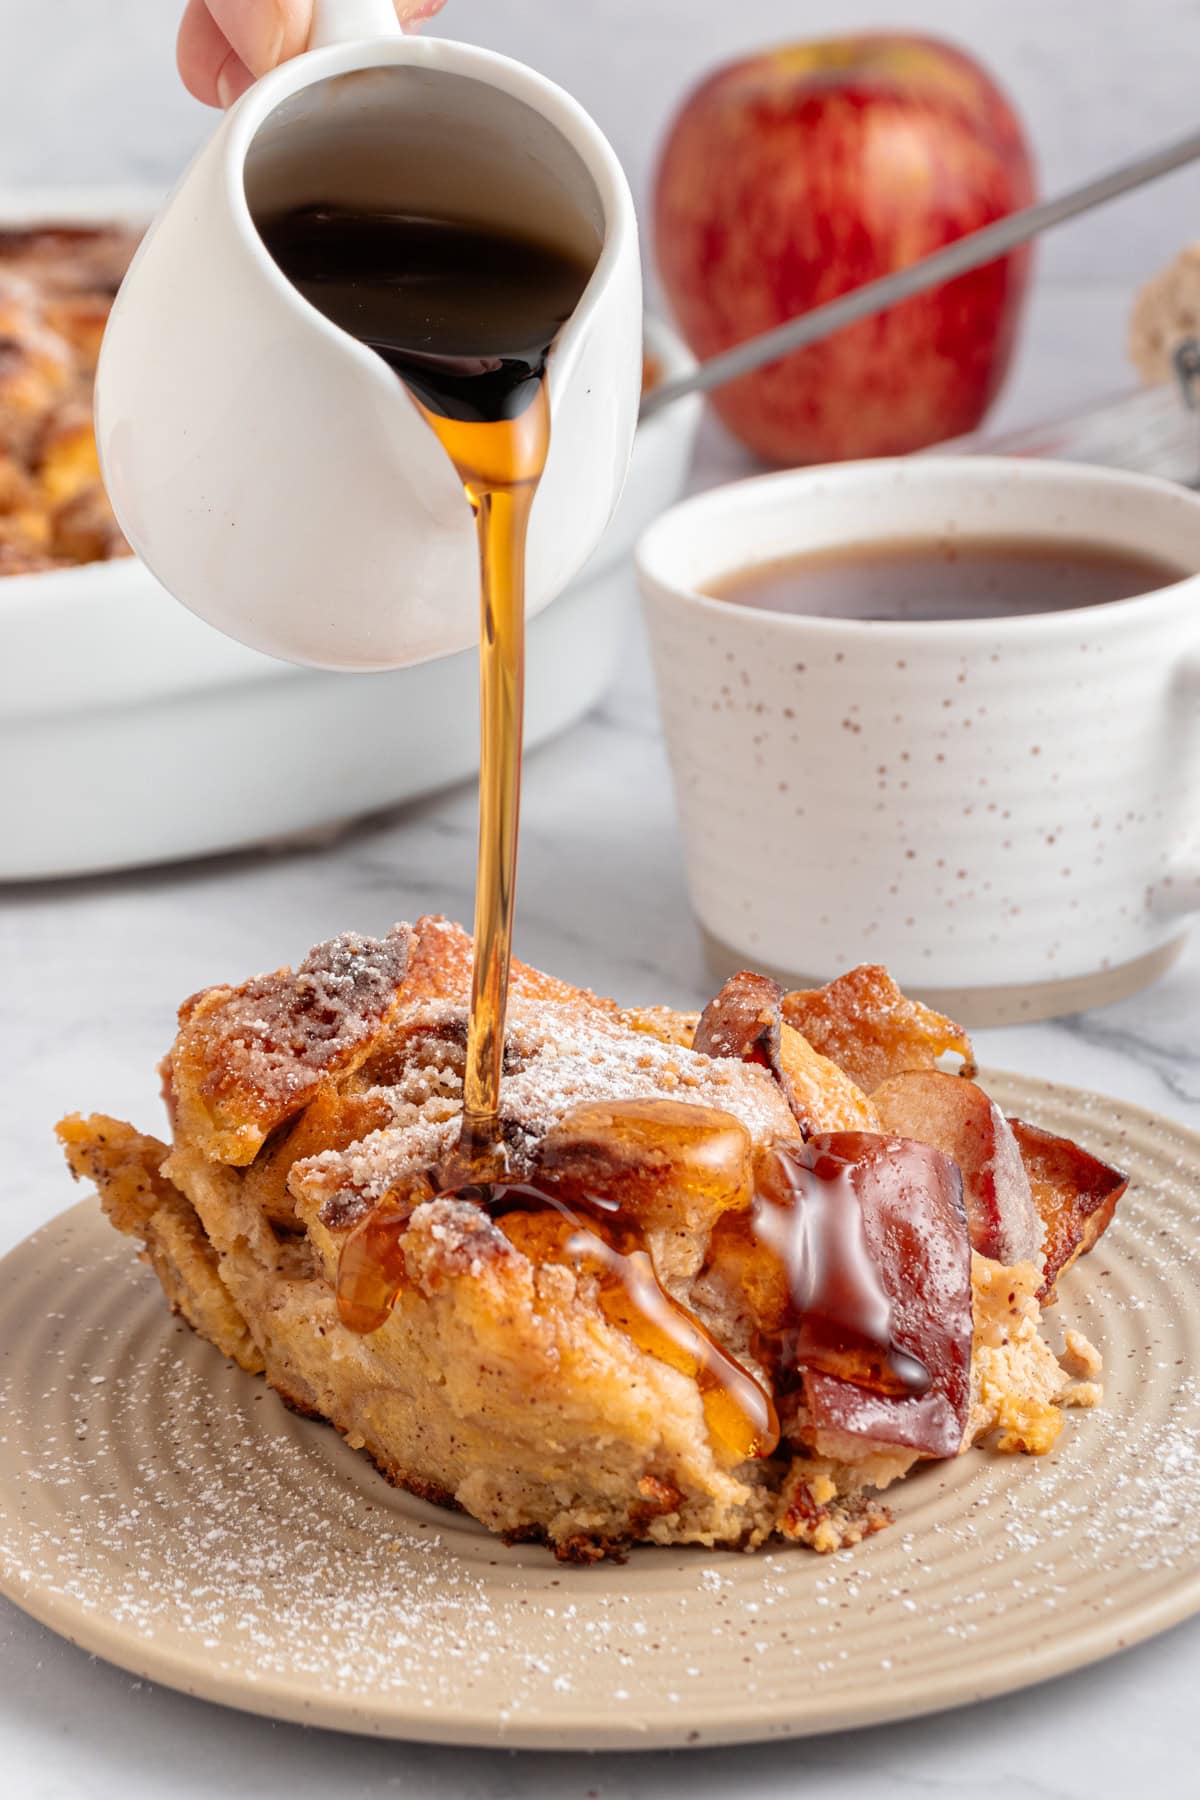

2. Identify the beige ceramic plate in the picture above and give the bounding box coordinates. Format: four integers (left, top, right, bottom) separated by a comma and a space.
2, 1072, 1200, 1748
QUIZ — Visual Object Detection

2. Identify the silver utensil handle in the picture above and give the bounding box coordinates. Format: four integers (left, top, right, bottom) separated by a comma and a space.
642, 125, 1200, 421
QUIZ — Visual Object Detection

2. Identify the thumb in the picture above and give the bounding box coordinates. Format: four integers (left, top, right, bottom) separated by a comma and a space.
180, 0, 449, 111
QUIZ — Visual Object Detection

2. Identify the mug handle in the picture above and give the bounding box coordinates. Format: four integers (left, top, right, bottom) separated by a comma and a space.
1156, 858, 1200, 919
308, 0, 403, 49
1152, 645, 1200, 919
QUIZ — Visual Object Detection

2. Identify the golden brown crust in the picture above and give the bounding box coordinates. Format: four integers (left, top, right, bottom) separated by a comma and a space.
398, 914, 616, 1015
57, 1110, 175, 1236
171, 924, 411, 1165
652, 972, 878, 1135
241, 1088, 399, 1228
57, 1112, 262, 1370
618, 1004, 699, 1048
777, 1024, 881, 1135
782, 965, 975, 1092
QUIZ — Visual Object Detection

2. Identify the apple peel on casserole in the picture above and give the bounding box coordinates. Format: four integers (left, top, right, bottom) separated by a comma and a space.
58, 917, 1125, 1561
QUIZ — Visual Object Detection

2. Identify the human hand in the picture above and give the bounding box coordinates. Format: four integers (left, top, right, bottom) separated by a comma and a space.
178, 0, 447, 108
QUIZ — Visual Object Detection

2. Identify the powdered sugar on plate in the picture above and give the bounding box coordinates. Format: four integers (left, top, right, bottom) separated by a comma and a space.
2, 1071, 1200, 1747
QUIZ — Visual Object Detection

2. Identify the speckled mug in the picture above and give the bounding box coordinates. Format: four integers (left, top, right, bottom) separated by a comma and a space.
637, 457, 1200, 1025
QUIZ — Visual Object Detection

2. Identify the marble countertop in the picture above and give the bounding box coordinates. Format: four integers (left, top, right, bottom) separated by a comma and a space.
4, 280, 1200, 1797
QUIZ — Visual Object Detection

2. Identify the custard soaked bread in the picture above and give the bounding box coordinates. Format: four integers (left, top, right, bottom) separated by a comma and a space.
59, 917, 1124, 1559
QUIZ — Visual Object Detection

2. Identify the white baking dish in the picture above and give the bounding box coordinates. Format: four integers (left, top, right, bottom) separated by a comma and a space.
1, 187, 701, 880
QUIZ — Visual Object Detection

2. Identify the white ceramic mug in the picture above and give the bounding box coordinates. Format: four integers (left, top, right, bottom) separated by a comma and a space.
94, 0, 642, 671
637, 457, 1200, 1025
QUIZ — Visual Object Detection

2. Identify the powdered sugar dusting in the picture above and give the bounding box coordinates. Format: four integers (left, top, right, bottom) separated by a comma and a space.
187, 924, 410, 1110
4, 1069, 1200, 1745
296, 995, 795, 1209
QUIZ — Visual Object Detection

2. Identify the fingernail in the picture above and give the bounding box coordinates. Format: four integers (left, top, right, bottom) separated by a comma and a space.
263, 0, 286, 69
216, 51, 248, 110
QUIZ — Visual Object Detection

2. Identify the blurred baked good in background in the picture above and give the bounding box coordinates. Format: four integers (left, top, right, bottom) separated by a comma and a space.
1129, 241, 1200, 385
0, 223, 138, 574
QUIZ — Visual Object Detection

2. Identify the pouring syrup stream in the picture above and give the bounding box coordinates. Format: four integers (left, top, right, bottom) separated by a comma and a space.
257, 203, 592, 1171
421, 390, 548, 1174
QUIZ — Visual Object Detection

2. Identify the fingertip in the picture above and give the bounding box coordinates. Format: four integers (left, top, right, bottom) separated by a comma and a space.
177, 60, 219, 109
177, 0, 228, 107
206, 0, 295, 77
215, 49, 257, 109
397, 0, 448, 22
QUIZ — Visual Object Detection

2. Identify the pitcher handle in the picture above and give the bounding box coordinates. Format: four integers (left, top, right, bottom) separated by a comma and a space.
308, 0, 403, 49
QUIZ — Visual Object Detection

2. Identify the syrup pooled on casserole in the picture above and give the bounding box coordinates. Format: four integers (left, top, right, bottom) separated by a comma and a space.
742, 1142, 931, 1399
335, 1097, 940, 1463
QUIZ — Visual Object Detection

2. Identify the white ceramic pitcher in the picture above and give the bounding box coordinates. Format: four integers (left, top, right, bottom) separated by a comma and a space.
94, 0, 642, 670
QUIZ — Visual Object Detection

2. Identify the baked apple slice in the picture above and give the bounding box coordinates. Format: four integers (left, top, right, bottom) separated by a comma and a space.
1009, 1118, 1128, 1302
872, 1069, 1044, 1268
693, 969, 784, 1070
786, 1133, 974, 1459
705, 1132, 972, 1458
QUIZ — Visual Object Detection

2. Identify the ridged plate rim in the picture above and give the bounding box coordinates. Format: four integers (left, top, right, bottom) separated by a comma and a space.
2, 1070, 1199, 1749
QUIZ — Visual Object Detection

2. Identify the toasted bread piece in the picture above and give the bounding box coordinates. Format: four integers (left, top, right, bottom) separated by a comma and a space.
57, 1112, 262, 1370
783, 965, 974, 1092
170, 923, 411, 1164
694, 969, 879, 1135
240, 1088, 400, 1229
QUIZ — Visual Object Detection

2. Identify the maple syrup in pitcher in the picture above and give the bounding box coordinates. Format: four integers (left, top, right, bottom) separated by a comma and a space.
259, 203, 594, 1169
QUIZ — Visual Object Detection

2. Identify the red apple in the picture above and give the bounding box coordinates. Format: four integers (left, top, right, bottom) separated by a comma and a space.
653, 34, 1035, 464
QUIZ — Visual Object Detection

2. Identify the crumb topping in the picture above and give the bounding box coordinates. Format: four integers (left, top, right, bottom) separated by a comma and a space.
171, 924, 411, 1164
